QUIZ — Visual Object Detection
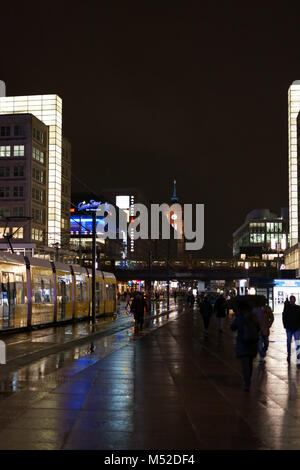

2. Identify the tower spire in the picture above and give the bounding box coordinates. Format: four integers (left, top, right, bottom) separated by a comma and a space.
171, 179, 179, 202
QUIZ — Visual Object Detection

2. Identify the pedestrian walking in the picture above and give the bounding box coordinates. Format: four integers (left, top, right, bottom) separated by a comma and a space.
231, 300, 260, 391
253, 300, 274, 361
282, 295, 300, 363
125, 291, 131, 307
187, 291, 195, 309
199, 296, 213, 334
131, 291, 147, 330
214, 295, 228, 332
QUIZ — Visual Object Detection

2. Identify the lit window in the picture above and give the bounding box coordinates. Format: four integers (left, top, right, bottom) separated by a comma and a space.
0, 146, 10, 157
250, 233, 265, 243
12, 227, 23, 239
32, 147, 44, 164
14, 145, 25, 157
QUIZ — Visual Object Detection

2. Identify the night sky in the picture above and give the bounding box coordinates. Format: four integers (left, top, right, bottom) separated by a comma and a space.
2, 2, 300, 257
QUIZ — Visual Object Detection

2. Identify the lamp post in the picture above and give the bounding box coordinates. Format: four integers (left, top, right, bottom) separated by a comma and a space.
91, 210, 96, 324
78, 200, 100, 325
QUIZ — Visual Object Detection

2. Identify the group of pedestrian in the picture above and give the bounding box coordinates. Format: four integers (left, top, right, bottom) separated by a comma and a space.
125, 286, 300, 391
231, 294, 300, 390
198, 294, 229, 334
197, 293, 275, 392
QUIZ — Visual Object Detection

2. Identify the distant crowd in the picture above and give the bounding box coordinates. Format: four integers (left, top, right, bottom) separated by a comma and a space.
118, 288, 300, 392
196, 292, 300, 392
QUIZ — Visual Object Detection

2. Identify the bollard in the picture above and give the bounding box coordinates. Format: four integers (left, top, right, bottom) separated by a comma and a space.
0, 340, 6, 364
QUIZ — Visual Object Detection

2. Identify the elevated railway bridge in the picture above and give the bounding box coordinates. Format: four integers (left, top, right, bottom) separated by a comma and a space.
113, 258, 295, 282
113, 259, 296, 309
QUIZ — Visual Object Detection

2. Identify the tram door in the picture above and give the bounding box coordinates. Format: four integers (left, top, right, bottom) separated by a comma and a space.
59, 279, 66, 320
1, 272, 16, 326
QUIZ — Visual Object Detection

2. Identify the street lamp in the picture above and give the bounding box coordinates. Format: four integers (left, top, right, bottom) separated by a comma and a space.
244, 261, 249, 295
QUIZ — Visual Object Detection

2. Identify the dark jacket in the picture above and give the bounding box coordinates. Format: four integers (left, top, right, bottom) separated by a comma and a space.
131, 294, 146, 314
282, 303, 300, 332
214, 297, 228, 318
231, 311, 259, 358
254, 305, 274, 336
200, 299, 213, 317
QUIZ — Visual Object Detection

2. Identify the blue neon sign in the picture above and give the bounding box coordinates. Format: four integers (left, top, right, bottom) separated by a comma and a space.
78, 200, 108, 211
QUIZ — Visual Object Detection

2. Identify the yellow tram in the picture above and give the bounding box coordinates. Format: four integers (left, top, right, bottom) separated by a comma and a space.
0, 252, 117, 331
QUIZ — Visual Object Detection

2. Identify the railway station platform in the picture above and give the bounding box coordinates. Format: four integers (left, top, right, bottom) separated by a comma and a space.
0, 300, 299, 450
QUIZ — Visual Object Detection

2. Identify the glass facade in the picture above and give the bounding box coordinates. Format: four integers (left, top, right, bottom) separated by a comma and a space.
288, 81, 300, 246
233, 214, 288, 258
0, 94, 62, 245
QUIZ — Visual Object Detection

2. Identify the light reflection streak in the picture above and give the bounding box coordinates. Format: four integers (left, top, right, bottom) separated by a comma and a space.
0, 300, 180, 394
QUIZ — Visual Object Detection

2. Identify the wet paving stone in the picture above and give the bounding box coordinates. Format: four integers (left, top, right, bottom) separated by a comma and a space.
62, 430, 135, 450
3, 416, 76, 431
0, 307, 300, 449
0, 428, 67, 449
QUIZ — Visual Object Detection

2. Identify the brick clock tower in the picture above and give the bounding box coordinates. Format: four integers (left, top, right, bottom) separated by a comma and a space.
168, 179, 185, 258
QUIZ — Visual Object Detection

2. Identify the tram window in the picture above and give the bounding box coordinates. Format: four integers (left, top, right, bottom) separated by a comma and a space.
0, 272, 17, 306
33, 276, 52, 303
76, 277, 87, 302
106, 284, 116, 301
15, 274, 25, 304
57, 275, 71, 302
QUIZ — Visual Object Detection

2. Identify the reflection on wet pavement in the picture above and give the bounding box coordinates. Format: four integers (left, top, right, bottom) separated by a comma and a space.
0, 300, 183, 394
1, 303, 300, 449
0, 300, 178, 364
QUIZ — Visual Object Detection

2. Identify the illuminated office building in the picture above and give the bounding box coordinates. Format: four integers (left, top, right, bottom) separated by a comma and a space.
0, 113, 48, 248
288, 80, 300, 246
61, 137, 72, 248
285, 81, 300, 273
0, 81, 63, 246
233, 208, 289, 269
